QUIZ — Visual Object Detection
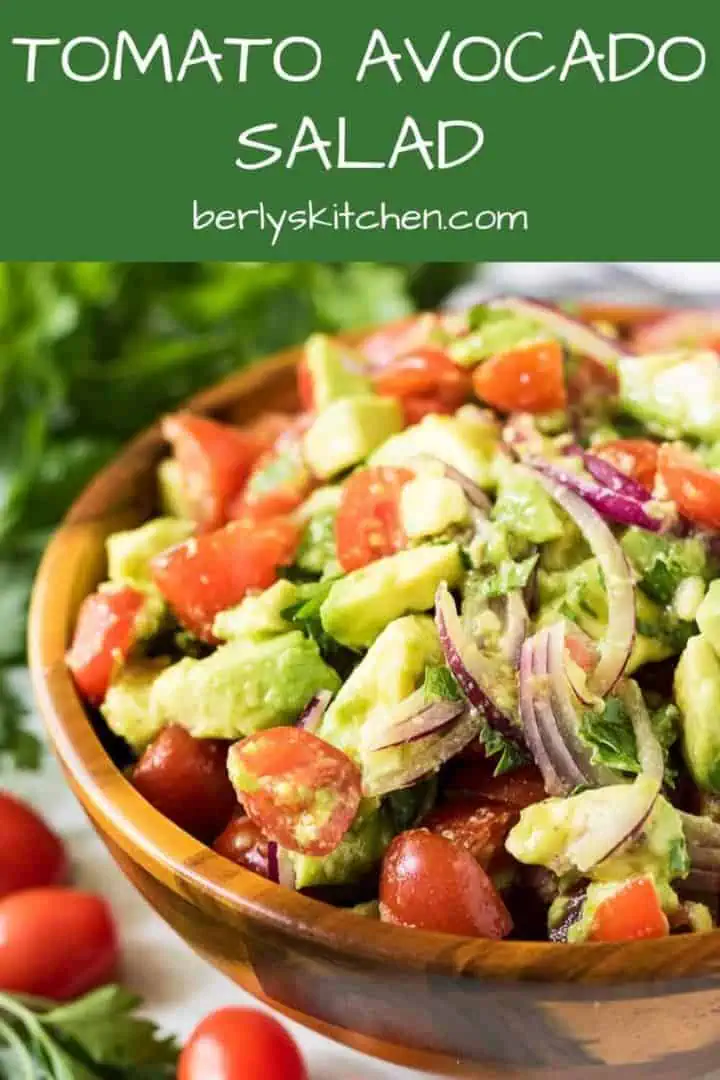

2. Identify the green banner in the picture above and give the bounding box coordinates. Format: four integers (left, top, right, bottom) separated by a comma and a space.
0, 0, 716, 258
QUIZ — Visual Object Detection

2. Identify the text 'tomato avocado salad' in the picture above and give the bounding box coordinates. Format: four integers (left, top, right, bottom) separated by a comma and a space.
67, 299, 720, 943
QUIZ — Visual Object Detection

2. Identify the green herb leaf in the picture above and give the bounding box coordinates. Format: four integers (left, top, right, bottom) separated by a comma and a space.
580, 697, 640, 776
295, 510, 338, 578
478, 554, 538, 600
0, 673, 40, 771
479, 723, 528, 776
422, 665, 462, 704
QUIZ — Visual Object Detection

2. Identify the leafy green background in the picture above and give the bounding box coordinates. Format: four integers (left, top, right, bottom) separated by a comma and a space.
0, 261, 471, 768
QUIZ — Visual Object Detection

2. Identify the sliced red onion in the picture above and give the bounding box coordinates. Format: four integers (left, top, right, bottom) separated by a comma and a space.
500, 590, 528, 669
526, 629, 590, 795
519, 635, 564, 796
523, 466, 636, 697
614, 680, 664, 784
266, 842, 297, 889
267, 840, 279, 883
583, 452, 652, 502
490, 297, 630, 365
363, 699, 465, 753
298, 690, 334, 734
566, 776, 660, 872
435, 582, 519, 743
363, 708, 481, 798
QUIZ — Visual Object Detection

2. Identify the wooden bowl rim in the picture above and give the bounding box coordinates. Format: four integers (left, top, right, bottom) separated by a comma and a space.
28, 304, 720, 985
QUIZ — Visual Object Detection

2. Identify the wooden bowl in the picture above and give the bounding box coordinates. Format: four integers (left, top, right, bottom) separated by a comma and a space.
29, 310, 720, 1078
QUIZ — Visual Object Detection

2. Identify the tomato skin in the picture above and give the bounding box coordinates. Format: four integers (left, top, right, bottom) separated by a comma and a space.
590, 877, 669, 942
213, 812, 270, 878
335, 466, 414, 573
446, 760, 547, 812
0, 794, 67, 899
473, 341, 567, 414
228, 728, 362, 856
380, 830, 513, 938
0, 888, 118, 1000
593, 438, 658, 493
423, 799, 517, 870
657, 444, 720, 530
132, 725, 236, 842
297, 358, 315, 411
67, 586, 146, 706
151, 518, 300, 641
361, 315, 443, 368
179, 1007, 308, 1080
374, 348, 470, 415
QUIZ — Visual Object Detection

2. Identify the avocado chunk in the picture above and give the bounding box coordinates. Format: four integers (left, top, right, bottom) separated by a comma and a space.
317, 614, 442, 759
212, 580, 298, 642
619, 351, 720, 441
157, 458, 192, 518
675, 635, 720, 792
696, 581, 720, 657
448, 309, 545, 368
321, 543, 463, 649
399, 475, 470, 540
621, 527, 710, 607
492, 460, 563, 545
150, 631, 340, 739
101, 658, 171, 753
304, 334, 373, 409
303, 396, 402, 479
107, 518, 194, 587
290, 798, 394, 888
371, 412, 497, 488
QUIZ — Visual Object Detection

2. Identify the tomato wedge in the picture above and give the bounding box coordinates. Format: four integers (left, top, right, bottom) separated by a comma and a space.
373, 348, 471, 422
423, 799, 517, 870
335, 466, 414, 573
163, 413, 288, 532
379, 830, 513, 938
593, 438, 658, 493
151, 518, 300, 641
228, 728, 362, 856
67, 586, 147, 706
589, 877, 669, 942
472, 341, 567, 414
657, 444, 720, 531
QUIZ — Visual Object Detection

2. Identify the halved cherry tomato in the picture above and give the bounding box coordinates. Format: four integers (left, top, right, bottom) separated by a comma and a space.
151, 517, 300, 641
379, 830, 513, 938
361, 314, 444, 367
657, 444, 720, 531
423, 799, 517, 870
446, 761, 547, 813
373, 348, 471, 420
0, 888, 118, 1000
213, 811, 270, 878
179, 1007, 308, 1080
228, 728, 362, 856
67, 586, 147, 706
132, 725, 236, 842
594, 438, 658, 493
0, 793, 67, 899
632, 310, 720, 355
163, 413, 289, 532
335, 466, 414, 573
230, 441, 313, 524
473, 341, 567, 414
589, 877, 669, 942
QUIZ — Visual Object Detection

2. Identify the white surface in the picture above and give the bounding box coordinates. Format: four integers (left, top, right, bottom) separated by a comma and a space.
6, 671, 435, 1080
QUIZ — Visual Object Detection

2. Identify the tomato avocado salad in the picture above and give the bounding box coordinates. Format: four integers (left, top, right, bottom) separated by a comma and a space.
67, 300, 720, 943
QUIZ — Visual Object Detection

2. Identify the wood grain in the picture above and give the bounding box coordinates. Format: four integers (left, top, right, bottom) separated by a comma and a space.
28, 311, 720, 1076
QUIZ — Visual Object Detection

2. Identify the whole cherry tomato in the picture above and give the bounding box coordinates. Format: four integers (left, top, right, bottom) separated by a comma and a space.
0, 793, 67, 899
179, 1007, 308, 1080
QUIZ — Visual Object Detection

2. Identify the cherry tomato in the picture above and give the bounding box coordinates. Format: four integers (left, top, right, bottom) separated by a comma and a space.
379, 830, 512, 938
399, 395, 456, 425
593, 438, 658, 493
446, 758, 547, 811
423, 799, 517, 870
473, 341, 567, 414
589, 877, 669, 942
373, 348, 471, 421
361, 314, 444, 367
632, 310, 720, 355
296, 358, 315, 411
67, 586, 147, 705
0, 793, 67, 899
162, 413, 288, 532
230, 442, 313, 524
228, 728, 362, 856
213, 812, 270, 878
657, 443, 720, 531
132, 725, 236, 842
335, 466, 414, 573
0, 888, 118, 1000
151, 517, 300, 641
179, 1007, 307, 1080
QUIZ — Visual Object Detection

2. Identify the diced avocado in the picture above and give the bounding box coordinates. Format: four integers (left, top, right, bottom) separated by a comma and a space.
294, 485, 343, 523
449, 310, 544, 368
370, 413, 497, 488
150, 631, 340, 740
696, 582, 720, 657
621, 527, 709, 606
290, 798, 394, 888
399, 476, 470, 540
305, 334, 373, 409
619, 351, 720, 441
244, 441, 309, 501
157, 458, 191, 518
492, 460, 564, 545
295, 509, 338, 578
675, 635, 720, 792
303, 396, 402, 479
320, 544, 463, 649
106, 518, 194, 587
212, 580, 298, 642
317, 614, 442, 759
101, 658, 171, 753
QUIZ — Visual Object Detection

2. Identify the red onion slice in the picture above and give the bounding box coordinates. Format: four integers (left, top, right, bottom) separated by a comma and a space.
565, 775, 660, 873
490, 297, 630, 365
363, 707, 481, 798
519, 635, 564, 795
501, 590, 529, 669
614, 680, 664, 784
298, 690, 334, 734
266, 842, 297, 889
529, 629, 590, 795
583, 452, 652, 503
523, 466, 636, 697
363, 699, 466, 753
